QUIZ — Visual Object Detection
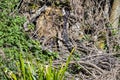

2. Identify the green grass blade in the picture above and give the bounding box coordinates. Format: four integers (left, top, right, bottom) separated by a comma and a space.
19, 53, 26, 80
59, 48, 75, 80
10, 72, 17, 80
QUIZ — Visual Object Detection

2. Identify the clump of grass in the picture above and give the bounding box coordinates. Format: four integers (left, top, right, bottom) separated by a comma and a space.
1, 48, 75, 80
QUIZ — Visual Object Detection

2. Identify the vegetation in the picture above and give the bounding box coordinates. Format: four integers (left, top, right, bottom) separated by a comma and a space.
0, 48, 74, 80
0, 0, 120, 80
0, 0, 73, 80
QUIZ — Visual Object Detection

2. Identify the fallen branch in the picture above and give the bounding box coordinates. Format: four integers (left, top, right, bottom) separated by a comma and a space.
71, 61, 105, 73
23, 5, 47, 31
81, 52, 120, 61
53, 60, 105, 73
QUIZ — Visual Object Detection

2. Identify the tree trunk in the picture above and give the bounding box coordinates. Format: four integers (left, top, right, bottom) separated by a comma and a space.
109, 0, 120, 29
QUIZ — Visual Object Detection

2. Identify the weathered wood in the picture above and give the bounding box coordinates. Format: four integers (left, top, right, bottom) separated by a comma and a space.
110, 0, 120, 29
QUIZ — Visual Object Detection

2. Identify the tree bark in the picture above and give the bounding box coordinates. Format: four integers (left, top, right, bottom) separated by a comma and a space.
109, 0, 120, 29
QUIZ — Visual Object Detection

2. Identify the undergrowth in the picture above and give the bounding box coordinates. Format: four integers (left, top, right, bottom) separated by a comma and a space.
0, 0, 72, 80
